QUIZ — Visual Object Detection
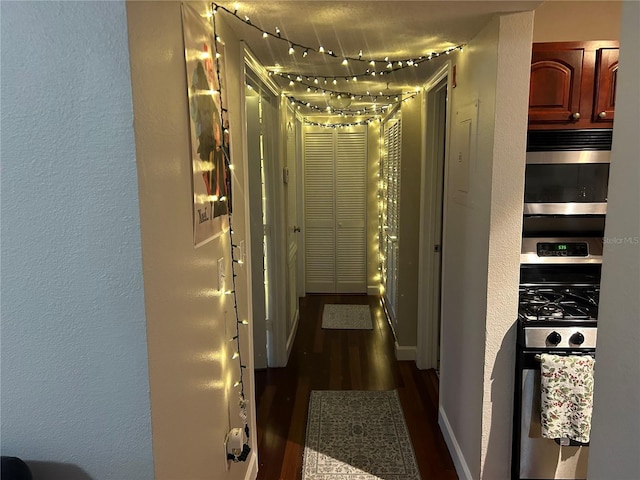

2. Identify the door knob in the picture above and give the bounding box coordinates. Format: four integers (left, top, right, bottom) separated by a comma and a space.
293, 226, 301, 233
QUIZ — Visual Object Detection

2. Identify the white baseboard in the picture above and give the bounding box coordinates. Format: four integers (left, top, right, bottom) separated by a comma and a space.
439, 406, 473, 480
285, 310, 300, 361
367, 285, 379, 296
394, 341, 417, 361
243, 450, 258, 480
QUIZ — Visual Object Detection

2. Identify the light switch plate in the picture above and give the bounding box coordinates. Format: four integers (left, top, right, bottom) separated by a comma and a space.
217, 257, 225, 292
238, 240, 246, 265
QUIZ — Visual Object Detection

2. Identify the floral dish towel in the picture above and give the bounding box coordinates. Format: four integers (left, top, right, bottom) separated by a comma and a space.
539, 354, 595, 443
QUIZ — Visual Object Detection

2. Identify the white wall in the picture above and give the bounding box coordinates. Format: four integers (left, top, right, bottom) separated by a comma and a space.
588, 1, 640, 477
480, 12, 533, 479
395, 95, 423, 353
0, 2, 154, 479
126, 2, 257, 479
438, 11, 533, 479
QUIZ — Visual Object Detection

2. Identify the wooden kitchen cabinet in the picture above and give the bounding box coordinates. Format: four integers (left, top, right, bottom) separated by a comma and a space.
529, 41, 619, 129
592, 47, 619, 124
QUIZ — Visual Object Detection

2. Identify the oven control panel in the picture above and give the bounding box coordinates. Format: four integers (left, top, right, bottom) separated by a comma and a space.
537, 242, 588, 257
523, 327, 597, 349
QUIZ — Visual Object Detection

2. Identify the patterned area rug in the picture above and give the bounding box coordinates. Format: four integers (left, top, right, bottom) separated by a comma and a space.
302, 390, 421, 480
321, 304, 373, 330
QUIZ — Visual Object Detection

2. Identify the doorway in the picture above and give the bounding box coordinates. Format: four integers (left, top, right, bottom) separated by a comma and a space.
417, 66, 451, 371
245, 69, 279, 369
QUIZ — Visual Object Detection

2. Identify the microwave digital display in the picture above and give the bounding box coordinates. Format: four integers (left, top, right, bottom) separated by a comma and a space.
537, 242, 589, 257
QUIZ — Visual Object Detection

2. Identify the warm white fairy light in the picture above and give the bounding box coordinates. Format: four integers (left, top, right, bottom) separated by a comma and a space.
209, 10, 252, 464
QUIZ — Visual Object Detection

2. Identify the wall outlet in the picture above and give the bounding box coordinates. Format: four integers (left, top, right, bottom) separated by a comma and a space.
224, 427, 245, 469
217, 257, 225, 292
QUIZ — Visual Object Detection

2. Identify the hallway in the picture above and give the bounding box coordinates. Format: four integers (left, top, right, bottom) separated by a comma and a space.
254, 294, 458, 479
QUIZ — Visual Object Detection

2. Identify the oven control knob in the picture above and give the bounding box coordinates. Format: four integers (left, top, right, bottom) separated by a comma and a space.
570, 332, 585, 346
547, 331, 562, 346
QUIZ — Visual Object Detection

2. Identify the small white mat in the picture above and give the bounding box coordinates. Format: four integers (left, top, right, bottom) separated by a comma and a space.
321, 304, 373, 330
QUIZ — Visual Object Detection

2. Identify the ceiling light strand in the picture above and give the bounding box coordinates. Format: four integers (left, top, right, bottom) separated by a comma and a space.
211, 2, 464, 67
286, 92, 418, 116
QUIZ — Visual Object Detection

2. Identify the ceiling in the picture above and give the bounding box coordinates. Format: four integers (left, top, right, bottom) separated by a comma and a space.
214, 1, 541, 122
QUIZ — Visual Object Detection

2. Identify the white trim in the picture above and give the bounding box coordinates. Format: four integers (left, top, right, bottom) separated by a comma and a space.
270, 96, 289, 368
244, 47, 279, 97
295, 116, 305, 298
439, 406, 473, 480
367, 285, 379, 296
286, 310, 300, 358
243, 450, 258, 480
394, 341, 417, 361
416, 62, 452, 370
243, 44, 288, 368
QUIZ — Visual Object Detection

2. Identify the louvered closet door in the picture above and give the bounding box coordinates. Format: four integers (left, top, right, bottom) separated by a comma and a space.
304, 130, 336, 292
383, 119, 401, 321
303, 126, 367, 293
335, 130, 367, 293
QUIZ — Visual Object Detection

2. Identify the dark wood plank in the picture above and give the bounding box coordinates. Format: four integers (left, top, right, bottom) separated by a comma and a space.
254, 294, 458, 480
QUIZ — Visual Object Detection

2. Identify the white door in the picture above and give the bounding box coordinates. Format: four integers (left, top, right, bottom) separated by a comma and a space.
303, 126, 367, 293
335, 129, 367, 293
284, 116, 300, 341
245, 75, 279, 369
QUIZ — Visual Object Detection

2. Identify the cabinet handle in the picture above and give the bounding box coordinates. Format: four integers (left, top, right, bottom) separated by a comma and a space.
571, 112, 581, 120
598, 111, 607, 119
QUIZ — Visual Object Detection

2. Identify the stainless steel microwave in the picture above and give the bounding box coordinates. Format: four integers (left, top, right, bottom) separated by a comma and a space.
524, 130, 612, 216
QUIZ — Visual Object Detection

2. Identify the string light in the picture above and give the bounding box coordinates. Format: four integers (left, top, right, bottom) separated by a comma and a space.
211, 2, 465, 72
272, 75, 418, 101
285, 92, 418, 116
211, 10, 251, 464
305, 118, 378, 128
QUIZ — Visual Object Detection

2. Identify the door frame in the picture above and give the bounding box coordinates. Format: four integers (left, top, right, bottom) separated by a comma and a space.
416, 62, 452, 370
242, 46, 289, 368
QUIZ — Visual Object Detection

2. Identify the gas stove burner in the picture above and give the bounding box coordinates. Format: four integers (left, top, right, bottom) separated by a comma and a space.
518, 286, 599, 322
538, 304, 564, 318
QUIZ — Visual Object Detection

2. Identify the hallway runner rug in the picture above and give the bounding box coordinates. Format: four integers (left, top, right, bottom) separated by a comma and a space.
302, 390, 421, 480
321, 304, 373, 330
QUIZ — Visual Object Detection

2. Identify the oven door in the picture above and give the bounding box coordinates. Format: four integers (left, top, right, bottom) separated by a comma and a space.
513, 351, 594, 480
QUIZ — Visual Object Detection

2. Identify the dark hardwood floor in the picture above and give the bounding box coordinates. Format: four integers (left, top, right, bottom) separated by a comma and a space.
254, 294, 458, 480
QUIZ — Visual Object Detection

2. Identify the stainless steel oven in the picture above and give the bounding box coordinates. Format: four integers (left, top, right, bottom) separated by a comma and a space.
524, 130, 612, 216
512, 238, 601, 480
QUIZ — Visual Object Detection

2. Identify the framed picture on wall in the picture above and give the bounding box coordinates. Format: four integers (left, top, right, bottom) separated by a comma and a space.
182, 4, 231, 247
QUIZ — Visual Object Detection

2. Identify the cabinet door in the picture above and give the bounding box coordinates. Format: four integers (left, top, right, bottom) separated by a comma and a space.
529, 47, 584, 124
592, 47, 618, 124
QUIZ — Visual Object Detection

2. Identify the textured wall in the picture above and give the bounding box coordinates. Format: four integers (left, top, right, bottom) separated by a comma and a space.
126, 2, 256, 478
480, 12, 533, 479
588, 2, 640, 477
439, 11, 532, 479
0, 2, 154, 479
439, 16, 500, 478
